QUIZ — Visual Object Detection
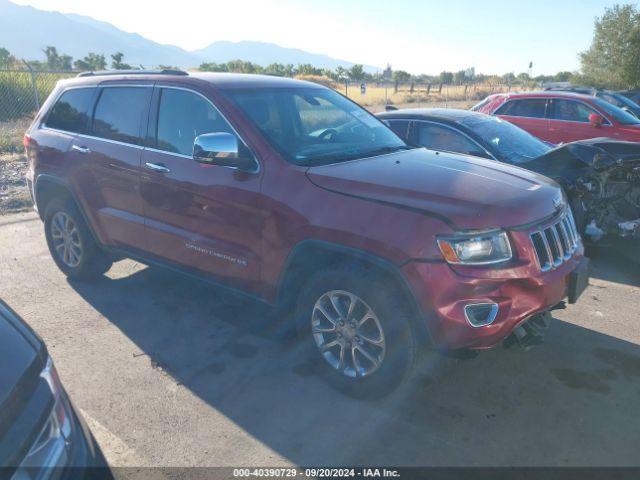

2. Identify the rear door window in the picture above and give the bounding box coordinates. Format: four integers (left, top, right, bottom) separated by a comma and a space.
496, 99, 547, 119
155, 88, 236, 156
91, 86, 151, 145
416, 122, 487, 157
550, 99, 598, 123
45, 88, 95, 134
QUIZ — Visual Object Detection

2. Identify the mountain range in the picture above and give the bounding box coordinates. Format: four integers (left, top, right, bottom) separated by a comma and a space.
0, 0, 379, 71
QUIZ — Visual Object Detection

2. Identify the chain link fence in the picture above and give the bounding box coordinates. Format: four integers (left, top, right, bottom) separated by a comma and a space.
339, 81, 527, 109
0, 68, 77, 123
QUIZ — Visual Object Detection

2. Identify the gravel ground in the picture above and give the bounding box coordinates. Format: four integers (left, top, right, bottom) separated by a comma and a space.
0, 117, 32, 214
0, 212, 639, 468
0, 152, 31, 214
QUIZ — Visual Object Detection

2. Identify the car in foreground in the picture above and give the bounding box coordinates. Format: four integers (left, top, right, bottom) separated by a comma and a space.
473, 91, 640, 144
0, 300, 110, 478
543, 86, 640, 118
24, 70, 588, 397
378, 108, 640, 262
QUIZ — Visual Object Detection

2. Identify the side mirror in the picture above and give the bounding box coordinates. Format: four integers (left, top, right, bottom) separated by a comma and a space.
588, 113, 604, 127
193, 132, 257, 172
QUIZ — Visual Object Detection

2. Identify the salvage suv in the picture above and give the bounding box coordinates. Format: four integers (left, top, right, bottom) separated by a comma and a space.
24, 70, 589, 397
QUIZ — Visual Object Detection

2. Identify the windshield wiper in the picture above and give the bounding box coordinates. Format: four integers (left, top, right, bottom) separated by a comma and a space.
301, 144, 411, 165
362, 145, 413, 157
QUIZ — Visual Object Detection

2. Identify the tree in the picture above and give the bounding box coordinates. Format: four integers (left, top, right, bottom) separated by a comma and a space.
453, 70, 466, 85
392, 70, 411, 83
199, 62, 227, 72
264, 63, 286, 76
391, 70, 410, 93
74, 53, 106, 71
111, 52, 132, 70
41, 46, 73, 70
334, 66, 348, 81
438, 71, 453, 84
554, 71, 574, 82
0, 47, 14, 68
59, 54, 72, 70
502, 72, 516, 84
297, 63, 322, 76
581, 4, 640, 88
43, 46, 60, 69
348, 64, 365, 81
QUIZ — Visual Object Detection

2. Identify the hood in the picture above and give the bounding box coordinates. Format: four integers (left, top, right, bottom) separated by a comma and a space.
306, 148, 563, 230
0, 303, 44, 435
528, 138, 640, 182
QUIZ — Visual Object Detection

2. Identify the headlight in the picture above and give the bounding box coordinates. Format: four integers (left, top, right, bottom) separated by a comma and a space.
437, 230, 512, 265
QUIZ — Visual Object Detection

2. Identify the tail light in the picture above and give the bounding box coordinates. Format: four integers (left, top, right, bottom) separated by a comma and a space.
23, 133, 32, 151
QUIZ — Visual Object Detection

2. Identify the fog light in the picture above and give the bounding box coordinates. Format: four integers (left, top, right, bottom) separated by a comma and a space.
464, 303, 499, 327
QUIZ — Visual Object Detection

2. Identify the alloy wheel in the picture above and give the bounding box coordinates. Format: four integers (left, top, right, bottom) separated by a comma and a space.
311, 290, 386, 378
50, 211, 83, 268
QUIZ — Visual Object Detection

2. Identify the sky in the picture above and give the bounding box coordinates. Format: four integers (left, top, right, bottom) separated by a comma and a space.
11, 0, 625, 75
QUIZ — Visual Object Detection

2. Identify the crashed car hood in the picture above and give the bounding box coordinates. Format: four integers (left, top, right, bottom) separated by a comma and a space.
540, 137, 640, 166
306, 148, 563, 230
525, 138, 640, 181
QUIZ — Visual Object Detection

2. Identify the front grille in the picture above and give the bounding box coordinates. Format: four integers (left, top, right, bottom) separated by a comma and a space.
529, 209, 580, 271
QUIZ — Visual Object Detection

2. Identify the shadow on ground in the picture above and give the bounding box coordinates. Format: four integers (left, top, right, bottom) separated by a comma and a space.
587, 247, 640, 288
68, 255, 640, 466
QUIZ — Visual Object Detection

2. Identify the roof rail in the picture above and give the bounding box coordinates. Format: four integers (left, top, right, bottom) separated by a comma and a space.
76, 69, 188, 78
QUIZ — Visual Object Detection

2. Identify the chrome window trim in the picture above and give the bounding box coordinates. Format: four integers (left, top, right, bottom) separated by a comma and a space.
152, 85, 261, 174
40, 127, 145, 150
413, 119, 496, 160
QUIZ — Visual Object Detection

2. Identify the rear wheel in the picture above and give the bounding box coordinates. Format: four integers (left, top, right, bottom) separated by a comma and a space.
44, 197, 113, 279
296, 267, 417, 399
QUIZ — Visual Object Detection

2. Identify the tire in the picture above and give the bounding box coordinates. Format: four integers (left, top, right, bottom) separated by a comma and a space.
295, 266, 417, 399
43, 197, 113, 279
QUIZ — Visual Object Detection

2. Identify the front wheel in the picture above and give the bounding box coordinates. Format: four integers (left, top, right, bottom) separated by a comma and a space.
296, 267, 417, 399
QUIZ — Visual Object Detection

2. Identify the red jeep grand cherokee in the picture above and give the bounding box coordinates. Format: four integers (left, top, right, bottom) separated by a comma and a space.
24, 71, 588, 397
474, 91, 640, 144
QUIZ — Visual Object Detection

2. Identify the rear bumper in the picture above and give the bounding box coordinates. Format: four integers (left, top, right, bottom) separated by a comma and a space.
402, 251, 587, 350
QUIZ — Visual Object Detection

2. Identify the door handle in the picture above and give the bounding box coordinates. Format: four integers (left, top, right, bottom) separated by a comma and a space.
71, 145, 91, 154
145, 162, 171, 173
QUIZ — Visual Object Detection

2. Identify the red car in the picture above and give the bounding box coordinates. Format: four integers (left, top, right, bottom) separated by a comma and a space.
24, 70, 588, 397
474, 91, 640, 144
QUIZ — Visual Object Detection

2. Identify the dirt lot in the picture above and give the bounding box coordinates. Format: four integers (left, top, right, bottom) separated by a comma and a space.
1, 211, 639, 467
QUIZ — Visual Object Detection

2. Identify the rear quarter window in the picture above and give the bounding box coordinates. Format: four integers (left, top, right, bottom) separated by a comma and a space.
44, 87, 95, 134
495, 99, 547, 119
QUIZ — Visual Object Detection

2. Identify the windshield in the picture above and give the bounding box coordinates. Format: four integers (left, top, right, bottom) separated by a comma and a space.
592, 97, 640, 125
599, 91, 640, 111
223, 87, 408, 165
457, 115, 551, 164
